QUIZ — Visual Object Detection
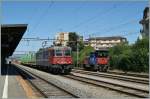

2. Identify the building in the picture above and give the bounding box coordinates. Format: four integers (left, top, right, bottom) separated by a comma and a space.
84, 40, 89, 46
87, 36, 127, 50
54, 32, 83, 46
139, 7, 149, 38
78, 36, 83, 41
54, 32, 69, 46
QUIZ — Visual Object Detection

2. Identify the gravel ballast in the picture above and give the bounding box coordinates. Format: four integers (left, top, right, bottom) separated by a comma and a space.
15, 64, 138, 98
71, 72, 149, 91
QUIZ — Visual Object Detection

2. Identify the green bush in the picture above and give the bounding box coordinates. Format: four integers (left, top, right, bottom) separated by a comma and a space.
118, 55, 131, 73
72, 46, 94, 67
109, 37, 149, 73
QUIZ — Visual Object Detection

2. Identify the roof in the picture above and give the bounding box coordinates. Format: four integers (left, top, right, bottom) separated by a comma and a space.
1, 24, 27, 58
96, 48, 109, 51
38, 46, 71, 52
87, 36, 126, 40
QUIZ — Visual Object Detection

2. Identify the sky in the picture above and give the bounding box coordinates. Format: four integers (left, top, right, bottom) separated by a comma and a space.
2, 0, 149, 54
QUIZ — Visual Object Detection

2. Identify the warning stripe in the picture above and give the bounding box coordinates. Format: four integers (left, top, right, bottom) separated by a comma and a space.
16, 76, 37, 99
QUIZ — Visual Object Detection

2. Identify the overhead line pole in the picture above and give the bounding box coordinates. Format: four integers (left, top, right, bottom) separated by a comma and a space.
21, 37, 82, 42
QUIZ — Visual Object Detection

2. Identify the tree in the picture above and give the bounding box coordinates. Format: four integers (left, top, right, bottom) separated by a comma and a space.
109, 42, 132, 70
67, 32, 78, 51
131, 37, 149, 72
79, 46, 94, 64
67, 32, 84, 51
78, 41, 84, 51
118, 54, 131, 73
109, 37, 149, 73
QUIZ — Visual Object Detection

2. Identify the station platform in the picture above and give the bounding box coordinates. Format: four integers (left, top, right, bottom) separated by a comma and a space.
0, 64, 36, 98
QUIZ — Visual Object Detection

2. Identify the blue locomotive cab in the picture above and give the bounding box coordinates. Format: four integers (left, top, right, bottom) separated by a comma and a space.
88, 52, 97, 65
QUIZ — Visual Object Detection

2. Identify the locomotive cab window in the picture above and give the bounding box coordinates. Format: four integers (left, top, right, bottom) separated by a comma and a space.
64, 49, 71, 56
50, 50, 54, 56
96, 51, 108, 57
52, 50, 54, 56
55, 49, 63, 56
90, 52, 95, 57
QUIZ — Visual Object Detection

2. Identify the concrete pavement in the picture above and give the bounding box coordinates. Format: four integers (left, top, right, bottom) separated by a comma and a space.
0, 64, 29, 98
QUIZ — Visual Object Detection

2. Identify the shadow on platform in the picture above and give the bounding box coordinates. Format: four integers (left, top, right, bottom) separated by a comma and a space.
1, 64, 35, 80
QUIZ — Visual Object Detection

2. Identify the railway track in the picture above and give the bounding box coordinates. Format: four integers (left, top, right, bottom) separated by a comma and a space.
72, 69, 149, 84
108, 71, 149, 78
63, 73, 149, 98
13, 64, 149, 98
15, 66, 79, 98
73, 68, 149, 78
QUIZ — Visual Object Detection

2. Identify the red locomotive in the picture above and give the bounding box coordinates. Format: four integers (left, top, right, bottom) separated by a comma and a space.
83, 49, 109, 72
36, 46, 73, 74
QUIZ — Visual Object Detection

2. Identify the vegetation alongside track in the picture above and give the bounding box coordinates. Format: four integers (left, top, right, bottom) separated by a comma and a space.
72, 46, 94, 67
109, 37, 149, 73
72, 36, 148, 73
19, 31, 148, 73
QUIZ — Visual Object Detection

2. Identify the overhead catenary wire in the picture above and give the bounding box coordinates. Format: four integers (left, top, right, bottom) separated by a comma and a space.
21, 2, 141, 45
121, 31, 139, 37
82, 8, 142, 31
93, 18, 139, 34
89, 30, 140, 40
85, 16, 140, 38
22, 37, 55, 41
56, 0, 88, 31
72, 0, 88, 14
22, 16, 140, 44
21, 37, 81, 42
68, 3, 142, 38
14, 51, 36, 53
25, 6, 41, 36
30, 0, 54, 35
68, 4, 118, 31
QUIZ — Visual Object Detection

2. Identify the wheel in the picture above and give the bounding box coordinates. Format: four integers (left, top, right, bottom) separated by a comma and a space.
55, 68, 58, 74
49, 67, 52, 73
54, 68, 57, 74
98, 66, 102, 72
54, 68, 59, 74
102, 65, 108, 72
63, 68, 71, 75
51, 68, 54, 74
63, 70, 69, 75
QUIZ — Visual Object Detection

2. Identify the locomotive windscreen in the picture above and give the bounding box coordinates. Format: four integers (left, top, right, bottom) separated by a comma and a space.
55, 49, 63, 56
64, 50, 71, 56
90, 52, 95, 57
54, 47, 71, 56
96, 50, 108, 57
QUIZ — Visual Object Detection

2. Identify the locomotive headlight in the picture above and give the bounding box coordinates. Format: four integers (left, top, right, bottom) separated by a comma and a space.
57, 61, 60, 64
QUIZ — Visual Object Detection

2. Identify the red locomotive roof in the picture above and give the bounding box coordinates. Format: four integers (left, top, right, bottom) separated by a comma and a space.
38, 46, 71, 52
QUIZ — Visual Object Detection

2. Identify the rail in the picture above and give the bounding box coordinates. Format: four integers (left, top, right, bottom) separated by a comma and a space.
63, 73, 149, 98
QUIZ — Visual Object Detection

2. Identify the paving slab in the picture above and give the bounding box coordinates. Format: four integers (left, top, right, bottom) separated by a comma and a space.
1, 65, 28, 98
